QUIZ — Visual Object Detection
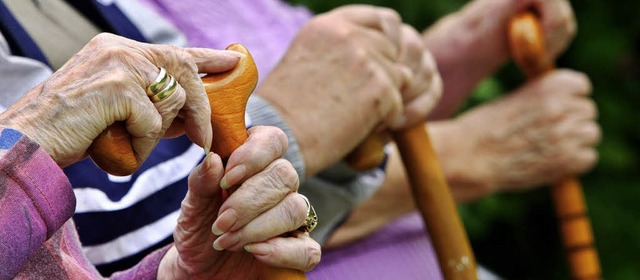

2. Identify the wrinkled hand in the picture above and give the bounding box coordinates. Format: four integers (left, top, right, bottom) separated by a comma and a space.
158, 126, 321, 279
423, 0, 576, 119
528, 0, 576, 59
449, 70, 599, 201
258, 5, 440, 176
394, 24, 442, 129
0, 33, 242, 167
439, 0, 576, 63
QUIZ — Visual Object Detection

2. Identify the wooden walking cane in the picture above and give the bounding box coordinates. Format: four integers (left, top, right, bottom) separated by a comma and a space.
508, 12, 601, 280
89, 44, 306, 279
203, 43, 307, 280
347, 97, 478, 278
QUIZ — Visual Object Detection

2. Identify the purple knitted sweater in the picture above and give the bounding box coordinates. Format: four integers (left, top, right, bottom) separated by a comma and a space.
0, 127, 168, 279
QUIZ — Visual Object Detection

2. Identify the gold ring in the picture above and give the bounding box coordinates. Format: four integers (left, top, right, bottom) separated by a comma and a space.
150, 75, 177, 102
297, 195, 317, 233
147, 67, 177, 102
147, 67, 168, 96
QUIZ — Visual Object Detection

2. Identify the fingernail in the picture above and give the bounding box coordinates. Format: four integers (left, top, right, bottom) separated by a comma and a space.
213, 238, 225, 251
212, 209, 237, 235
244, 243, 271, 256
200, 152, 214, 175
203, 140, 211, 155
221, 50, 245, 58
220, 165, 246, 189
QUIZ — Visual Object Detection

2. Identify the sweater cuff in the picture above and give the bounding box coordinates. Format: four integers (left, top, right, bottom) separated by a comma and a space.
246, 95, 306, 180
111, 244, 173, 280
0, 127, 75, 238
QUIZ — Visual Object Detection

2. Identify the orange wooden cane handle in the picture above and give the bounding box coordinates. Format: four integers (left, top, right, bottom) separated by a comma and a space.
203, 43, 306, 280
509, 11, 601, 280
89, 122, 138, 176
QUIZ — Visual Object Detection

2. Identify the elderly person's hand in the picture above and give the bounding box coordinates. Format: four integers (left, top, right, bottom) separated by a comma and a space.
326, 70, 598, 247
257, 5, 441, 177
0, 33, 242, 168
443, 69, 599, 202
158, 126, 321, 278
424, 0, 576, 119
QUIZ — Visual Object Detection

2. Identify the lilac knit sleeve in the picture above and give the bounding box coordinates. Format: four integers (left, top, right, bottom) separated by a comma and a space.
0, 127, 76, 279
110, 244, 172, 280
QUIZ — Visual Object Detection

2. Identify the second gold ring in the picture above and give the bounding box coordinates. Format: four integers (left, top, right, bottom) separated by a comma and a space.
147, 67, 177, 102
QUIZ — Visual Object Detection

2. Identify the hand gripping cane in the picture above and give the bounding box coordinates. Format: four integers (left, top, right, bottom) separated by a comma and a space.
89, 43, 307, 279
508, 11, 601, 280
203, 44, 307, 280
347, 97, 478, 278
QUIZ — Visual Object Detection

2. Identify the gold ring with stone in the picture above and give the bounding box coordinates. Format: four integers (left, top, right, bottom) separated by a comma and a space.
297, 195, 318, 233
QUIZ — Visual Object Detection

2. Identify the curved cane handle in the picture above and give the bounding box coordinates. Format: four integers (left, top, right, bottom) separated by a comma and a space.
509, 11, 601, 280
202, 43, 256, 161
89, 122, 138, 176
204, 43, 306, 280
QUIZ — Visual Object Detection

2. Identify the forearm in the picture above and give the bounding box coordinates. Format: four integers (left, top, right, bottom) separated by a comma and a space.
424, 0, 526, 119
325, 120, 490, 247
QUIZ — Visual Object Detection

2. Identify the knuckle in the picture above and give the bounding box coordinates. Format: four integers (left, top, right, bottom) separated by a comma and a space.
587, 122, 602, 145
269, 159, 299, 192
265, 126, 288, 156
422, 51, 438, 73
303, 242, 322, 272
401, 26, 422, 52
88, 33, 116, 48
306, 16, 347, 40
575, 149, 598, 173
575, 72, 592, 94
99, 45, 128, 63
377, 7, 401, 25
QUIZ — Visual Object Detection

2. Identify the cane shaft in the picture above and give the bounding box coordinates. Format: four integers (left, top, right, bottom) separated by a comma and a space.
509, 12, 601, 279
393, 124, 478, 279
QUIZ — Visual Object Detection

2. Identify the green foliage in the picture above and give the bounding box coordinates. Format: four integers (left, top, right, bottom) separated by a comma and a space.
288, 0, 640, 279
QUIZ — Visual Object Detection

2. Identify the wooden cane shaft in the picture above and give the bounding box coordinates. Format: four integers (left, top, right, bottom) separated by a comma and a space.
552, 177, 601, 280
392, 124, 478, 280
509, 11, 601, 279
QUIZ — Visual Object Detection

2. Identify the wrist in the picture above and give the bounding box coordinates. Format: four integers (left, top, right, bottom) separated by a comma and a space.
157, 246, 187, 280
428, 119, 494, 203
424, 0, 531, 80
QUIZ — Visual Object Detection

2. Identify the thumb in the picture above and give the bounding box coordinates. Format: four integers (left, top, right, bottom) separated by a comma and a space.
187, 152, 225, 199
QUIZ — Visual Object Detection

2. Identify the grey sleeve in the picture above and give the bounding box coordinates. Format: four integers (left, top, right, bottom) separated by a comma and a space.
116, 0, 188, 47
246, 95, 387, 244
246, 95, 306, 180
0, 33, 53, 112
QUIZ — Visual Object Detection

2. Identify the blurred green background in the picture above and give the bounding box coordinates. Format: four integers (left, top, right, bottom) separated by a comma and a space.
288, 0, 639, 279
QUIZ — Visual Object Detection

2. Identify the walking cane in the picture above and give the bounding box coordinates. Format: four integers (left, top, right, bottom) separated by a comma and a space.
508, 11, 601, 280
347, 94, 478, 278
204, 43, 307, 280
90, 44, 306, 279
